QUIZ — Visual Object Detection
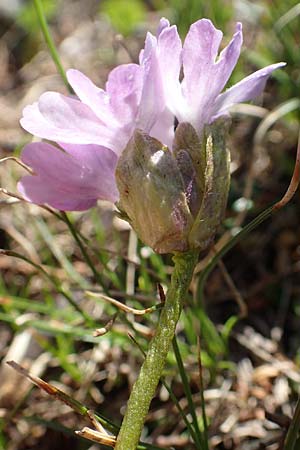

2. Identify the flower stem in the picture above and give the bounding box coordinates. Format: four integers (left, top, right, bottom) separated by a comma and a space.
115, 250, 199, 450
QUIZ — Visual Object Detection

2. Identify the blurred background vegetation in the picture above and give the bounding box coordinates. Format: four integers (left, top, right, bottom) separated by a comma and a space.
0, 0, 299, 449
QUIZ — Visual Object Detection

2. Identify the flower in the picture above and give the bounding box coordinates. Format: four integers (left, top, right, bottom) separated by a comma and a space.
18, 17, 285, 213
155, 19, 285, 132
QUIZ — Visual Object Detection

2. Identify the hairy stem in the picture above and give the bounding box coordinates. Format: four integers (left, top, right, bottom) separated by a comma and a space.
115, 250, 198, 450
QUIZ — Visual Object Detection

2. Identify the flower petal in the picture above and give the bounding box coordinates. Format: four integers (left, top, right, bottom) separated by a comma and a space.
156, 17, 170, 36
18, 142, 118, 211
66, 69, 118, 126
106, 63, 143, 125
19, 175, 97, 211
156, 23, 182, 119
137, 32, 165, 132
211, 62, 286, 120
181, 19, 223, 100
20, 92, 127, 154
150, 108, 175, 149
138, 21, 181, 146
214, 23, 243, 92
180, 20, 242, 130
60, 142, 119, 202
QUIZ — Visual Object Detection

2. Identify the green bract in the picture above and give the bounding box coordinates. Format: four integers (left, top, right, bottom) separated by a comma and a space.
116, 119, 230, 254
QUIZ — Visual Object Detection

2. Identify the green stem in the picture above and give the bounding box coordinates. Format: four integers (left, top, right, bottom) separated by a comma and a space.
33, 0, 70, 91
128, 332, 199, 443
284, 397, 300, 450
114, 250, 199, 450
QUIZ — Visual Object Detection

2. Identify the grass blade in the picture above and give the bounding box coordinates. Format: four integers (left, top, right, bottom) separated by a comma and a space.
33, 0, 69, 90
284, 397, 300, 450
172, 336, 207, 449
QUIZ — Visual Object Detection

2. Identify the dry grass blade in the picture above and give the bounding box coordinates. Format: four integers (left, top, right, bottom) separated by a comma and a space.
0, 188, 29, 203
0, 187, 61, 217
157, 283, 166, 303
254, 100, 300, 147
75, 410, 116, 447
75, 427, 116, 446
86, 291, 162, 315
6, 363, 117, 446
273, 130, 300, 210
6, 360, 89, 415
0, 156, 34, 174
93, 314, 117, 337
6, 360, 119, 439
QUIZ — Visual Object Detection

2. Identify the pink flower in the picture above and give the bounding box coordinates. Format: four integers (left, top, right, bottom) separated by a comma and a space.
18, 143, 118, 210
19, 18, 285, 211
155, 19, 285, 132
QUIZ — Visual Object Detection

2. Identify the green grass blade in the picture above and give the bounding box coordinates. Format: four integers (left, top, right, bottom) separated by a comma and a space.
0, 249, 94, 325
61, 212, 110, 293
35, 217, 88, 288
172, 336, 207, 449
284, 397, 300, 450
197, 337, 208, 446
33, 0, 69, 90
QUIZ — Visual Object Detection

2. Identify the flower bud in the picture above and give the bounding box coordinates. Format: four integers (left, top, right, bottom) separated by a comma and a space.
115, 130, 193, 253
115, 120, 230, 254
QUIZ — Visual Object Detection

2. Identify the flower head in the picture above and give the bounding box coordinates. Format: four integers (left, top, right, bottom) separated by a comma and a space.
18, 18, 284, 250
116, 119, 230, 253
